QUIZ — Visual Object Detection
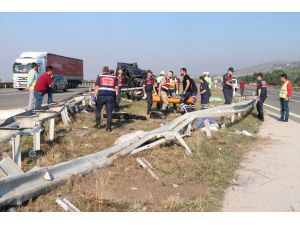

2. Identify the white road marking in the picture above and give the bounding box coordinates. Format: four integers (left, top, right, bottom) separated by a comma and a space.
264, 103, 300, 119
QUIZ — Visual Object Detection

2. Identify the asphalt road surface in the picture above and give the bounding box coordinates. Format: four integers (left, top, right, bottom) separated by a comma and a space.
0, 87, 89, 110
240, 86, 300, 120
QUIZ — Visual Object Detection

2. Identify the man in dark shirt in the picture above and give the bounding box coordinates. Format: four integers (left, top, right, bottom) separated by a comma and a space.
94, 66, 118, 132
179, 67, 192, 113
255, 73, 267, 121
34, 66, 53, 110
222, 67, 234, 104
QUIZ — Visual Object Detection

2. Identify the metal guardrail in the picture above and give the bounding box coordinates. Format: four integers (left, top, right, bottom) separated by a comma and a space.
0, 97, 256, 208
0, 94, 89, 171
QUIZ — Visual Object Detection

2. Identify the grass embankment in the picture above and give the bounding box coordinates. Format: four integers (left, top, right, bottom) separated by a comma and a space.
0, 88, 261, 211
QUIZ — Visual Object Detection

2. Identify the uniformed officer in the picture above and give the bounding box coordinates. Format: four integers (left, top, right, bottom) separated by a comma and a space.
94, 66, 118, 132
142, 70, 157, 114
222, 67, 234, 104
199, 76, 211, 109
255, 73, 268, 121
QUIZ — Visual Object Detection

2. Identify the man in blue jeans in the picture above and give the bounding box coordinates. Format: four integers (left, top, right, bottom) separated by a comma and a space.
279, 74, 292, 122
34, 66, 53, 110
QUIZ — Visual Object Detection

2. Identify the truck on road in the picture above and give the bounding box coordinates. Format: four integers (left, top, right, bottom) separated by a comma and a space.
13, 52, 83, 90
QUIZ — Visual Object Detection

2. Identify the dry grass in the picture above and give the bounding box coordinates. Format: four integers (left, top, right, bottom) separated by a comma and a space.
1, 89, 261, 212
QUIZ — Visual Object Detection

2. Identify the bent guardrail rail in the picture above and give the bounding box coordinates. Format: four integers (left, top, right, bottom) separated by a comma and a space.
0, 98, 255, 208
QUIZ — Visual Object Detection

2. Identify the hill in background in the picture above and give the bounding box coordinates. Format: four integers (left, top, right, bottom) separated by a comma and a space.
233, 61, 300, 77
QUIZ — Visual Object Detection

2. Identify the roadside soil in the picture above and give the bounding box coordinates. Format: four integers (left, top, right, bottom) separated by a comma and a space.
222, 111, 300, 212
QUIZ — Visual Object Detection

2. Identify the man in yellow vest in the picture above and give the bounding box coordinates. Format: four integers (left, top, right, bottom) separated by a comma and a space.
26, 63, 38, 111
203, 72, 212, 89
279, 73, 292, 122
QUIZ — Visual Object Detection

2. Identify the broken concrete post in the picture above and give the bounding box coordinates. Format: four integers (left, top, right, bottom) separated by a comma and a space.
56, 197, 80, 212
175, 133, 192, 155
33, 130, 41, 151
11, 134, 21, 167
231, 114, 235, 123
61, 109, 69, 126
136, 157, 159, 181
49, 118, 55, 141
204, 119, 212, 139
237, 112, 241, 118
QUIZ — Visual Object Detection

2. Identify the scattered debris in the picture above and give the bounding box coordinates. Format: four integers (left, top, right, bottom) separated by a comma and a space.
56, 197, 80, 212
121, 98, 133, 103
150, 111, 166, 119
130, 187, 138, 190
136, 157, 159, 180
232, 130, 254, 137
28, 150, 37, 158
44, 171, 54, 181
56, 129, 66, 137
104, 112, 147, 121
172, 184, 179, 188
0, 153, 24, 178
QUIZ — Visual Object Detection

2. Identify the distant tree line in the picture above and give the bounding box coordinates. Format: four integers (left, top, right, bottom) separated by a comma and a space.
238, 68, 300, 87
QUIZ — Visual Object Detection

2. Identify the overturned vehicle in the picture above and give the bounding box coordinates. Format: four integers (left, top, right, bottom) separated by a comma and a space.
116, 62, 149, 100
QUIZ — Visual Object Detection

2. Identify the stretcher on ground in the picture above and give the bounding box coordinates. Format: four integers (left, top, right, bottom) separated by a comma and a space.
152, 94, 194, 104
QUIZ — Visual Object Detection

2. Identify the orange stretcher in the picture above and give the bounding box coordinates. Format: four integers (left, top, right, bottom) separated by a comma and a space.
152, 94, 194, 104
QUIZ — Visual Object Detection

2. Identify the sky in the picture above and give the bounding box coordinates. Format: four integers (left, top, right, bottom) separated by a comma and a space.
0, 12, 300, 81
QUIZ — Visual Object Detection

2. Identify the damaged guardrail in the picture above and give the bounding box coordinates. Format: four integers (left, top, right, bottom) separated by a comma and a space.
0, 93, 89, 171
0, 97, 255, 208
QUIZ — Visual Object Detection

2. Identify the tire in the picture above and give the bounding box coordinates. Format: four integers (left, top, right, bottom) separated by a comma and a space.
53, 85, 58, 93
18, 88, 24, 91
63, 85, 67, 92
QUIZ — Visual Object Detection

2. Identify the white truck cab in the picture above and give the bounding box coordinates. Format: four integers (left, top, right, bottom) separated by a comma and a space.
13, 52, 47, 90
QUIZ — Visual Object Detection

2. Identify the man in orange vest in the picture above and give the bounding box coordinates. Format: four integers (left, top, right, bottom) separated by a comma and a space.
279, 73, 292, 122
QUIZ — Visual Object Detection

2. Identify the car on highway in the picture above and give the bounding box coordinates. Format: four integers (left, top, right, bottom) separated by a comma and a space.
52, 75, 68, 93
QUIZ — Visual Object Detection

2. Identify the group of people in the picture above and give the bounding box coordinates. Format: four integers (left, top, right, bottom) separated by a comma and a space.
222, 67, 292, 122
25, 62, 293, 134
26, 63, 56, 110
142, 67, 213, 115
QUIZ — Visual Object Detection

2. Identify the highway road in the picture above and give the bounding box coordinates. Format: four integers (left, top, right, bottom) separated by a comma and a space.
0, 87, 89, 110
240, 86, 300, 121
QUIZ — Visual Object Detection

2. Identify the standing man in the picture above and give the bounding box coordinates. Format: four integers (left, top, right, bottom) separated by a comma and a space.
167, 71, 177, 113
239, 79, 246, 97
190, 77, 198, 112
158, 72, 169, 114
199, 76, 211, 109
143, 70, 156, 114
26, 62, 38, 111
255, 73, 268, 122
279, 74, 292, 122
179, 67, 192, 113
34, 66, 53, 110
115, 69, 124, 110
223, 67, 234, 104
94, 66, 118, 132
203, 72, 212, 89
155, 71, 165, 110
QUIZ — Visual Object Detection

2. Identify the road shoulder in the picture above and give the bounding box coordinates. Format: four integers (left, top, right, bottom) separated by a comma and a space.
222, 110, 300, 212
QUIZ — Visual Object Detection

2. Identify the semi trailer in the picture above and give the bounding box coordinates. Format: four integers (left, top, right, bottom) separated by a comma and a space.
12, 52, 83, 90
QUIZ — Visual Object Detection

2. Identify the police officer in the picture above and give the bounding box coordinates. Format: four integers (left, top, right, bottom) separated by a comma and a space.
223, 67, 234, 104
254, 73, 268, 121
143, 70, 157, 114
94, 66, 118, 132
